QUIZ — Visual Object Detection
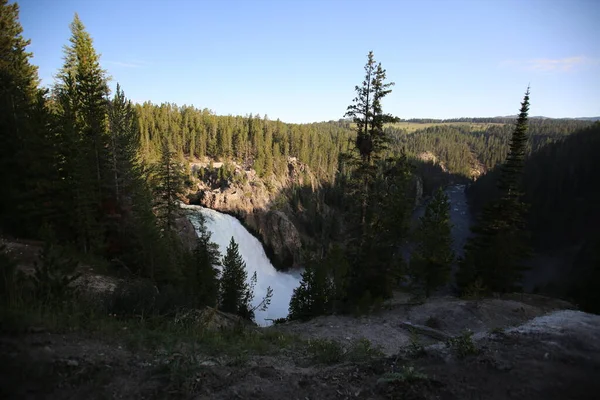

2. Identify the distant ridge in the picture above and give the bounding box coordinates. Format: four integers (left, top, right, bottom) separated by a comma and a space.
333, 116, 600, 125
498, 115, 600, 121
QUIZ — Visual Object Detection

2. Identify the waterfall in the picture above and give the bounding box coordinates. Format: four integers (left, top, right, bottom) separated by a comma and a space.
181, 204, 301, 326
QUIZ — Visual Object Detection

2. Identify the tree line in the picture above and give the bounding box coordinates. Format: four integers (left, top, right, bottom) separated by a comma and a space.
135, 103, 352, 183
289, 77, 542, 318
0, 4, 267, 322
467, 122, 600, 311
1, 2, 596, 324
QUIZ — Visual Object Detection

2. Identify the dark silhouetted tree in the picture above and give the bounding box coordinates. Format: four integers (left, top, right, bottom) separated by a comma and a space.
409, 188, 454, 297
458, 88, 531, 293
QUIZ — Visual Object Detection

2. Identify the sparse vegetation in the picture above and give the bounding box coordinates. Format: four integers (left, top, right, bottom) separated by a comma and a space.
446, 329, 479, 358
407, 329, 426, 358
377, 365, 428, 384
346, 338, 385, 362
306, 337, 383, 365
306, 338, 345, 364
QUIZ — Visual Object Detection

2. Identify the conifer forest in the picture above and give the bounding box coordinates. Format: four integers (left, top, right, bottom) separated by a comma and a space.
1, 1, 599, 399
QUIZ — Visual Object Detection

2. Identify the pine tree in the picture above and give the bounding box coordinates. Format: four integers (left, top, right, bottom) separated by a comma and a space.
498, 88, 530, 198
53, 14, 110, 253
458, 89, 531, 294
187, 214, 221, 307
409, 188, 454, 297
0, 0, 49, 236
342, 52, 406, 304
288, 245, 349, 320
345, 51, 396, 164
288, 258, 330, 321
153, 140, 186, 235
219, 237, 252, 318
104, 85, 168, 279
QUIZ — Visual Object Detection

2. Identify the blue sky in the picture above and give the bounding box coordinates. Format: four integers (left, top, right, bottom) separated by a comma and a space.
16, 0, 600, 123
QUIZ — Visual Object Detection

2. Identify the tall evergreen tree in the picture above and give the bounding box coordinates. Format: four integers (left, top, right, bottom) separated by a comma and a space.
342, 52, 407, 305
153, 140, 186, 235
345, 51, 396, 164
288, 244, 349, 320
104, 84, 168, 279
219, 237, 252, 318
458, 89, 531, 293
186, 214, 221, 307
498, 88, 530, 198
409, 188, 454, 297
53, 14, 110, 253
0, 0, 50, 236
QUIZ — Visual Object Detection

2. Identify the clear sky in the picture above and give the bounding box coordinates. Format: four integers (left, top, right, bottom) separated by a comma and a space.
16, 0, 600, 123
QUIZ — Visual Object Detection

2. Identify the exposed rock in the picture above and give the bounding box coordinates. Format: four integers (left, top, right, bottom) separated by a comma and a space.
418, 151, 447, 172
175, 213, 198, 251
246, 210, 302, 267
71, 274, 121, 295
188, 158, 310, 268
410, 175, 424, 208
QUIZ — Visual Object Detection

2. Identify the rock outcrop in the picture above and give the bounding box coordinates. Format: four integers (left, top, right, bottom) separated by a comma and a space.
175, 213, 198, 252
246, 210, 302, 267
187, 158, 310, 269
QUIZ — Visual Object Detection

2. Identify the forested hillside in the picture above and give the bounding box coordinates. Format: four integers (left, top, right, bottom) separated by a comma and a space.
135, 103, 353, 183
385, 119, 592, 178
467, 123, 600, 311
1, 0, 598, 322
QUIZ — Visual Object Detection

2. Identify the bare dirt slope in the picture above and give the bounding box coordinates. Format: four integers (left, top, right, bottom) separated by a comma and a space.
273, 293, 575, 355
1, 297, 598, 400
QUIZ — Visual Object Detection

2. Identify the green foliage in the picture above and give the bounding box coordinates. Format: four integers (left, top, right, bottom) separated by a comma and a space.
468, 122, 600, 312
458, 89, 532, 294
446, 329, 478, 358
306, 337, 383, 365
219, 237, 250, 316
185, 214, 221, 308
460, 277, 487, 300
345, 338, 384, 362
219, 237, 272, 321
31, 233, 80, 307
306, 338, 345, 364
53, 14, 110, 254
0, 0, 54, 237
407, 329, 426, 358
337, 53, 416, 308
378, 366, 428, 384
288, 245, 349, 320
152, 140, 186, 234
409, 188, 454, 297
159, 352, 204, 396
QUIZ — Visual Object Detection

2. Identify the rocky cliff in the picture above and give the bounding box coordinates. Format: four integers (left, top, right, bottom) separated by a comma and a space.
186, 156, 426, 270
186, 158, 312, 269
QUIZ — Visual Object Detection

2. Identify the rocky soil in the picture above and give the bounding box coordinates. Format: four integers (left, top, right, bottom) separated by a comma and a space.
2, 293, 599, 400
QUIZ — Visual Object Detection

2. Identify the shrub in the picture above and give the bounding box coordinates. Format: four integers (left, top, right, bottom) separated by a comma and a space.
407, 329, 426, 358
108, 280, 159, 317
378, 366, 428, 384
307, 338, 344, 364
31, 241, 80, 308
446, 329, 478, 358
346, 338, 384, 362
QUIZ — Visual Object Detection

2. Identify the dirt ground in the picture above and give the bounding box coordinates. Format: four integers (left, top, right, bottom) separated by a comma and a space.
273, 293, 575, 355
1, 299, 598, 400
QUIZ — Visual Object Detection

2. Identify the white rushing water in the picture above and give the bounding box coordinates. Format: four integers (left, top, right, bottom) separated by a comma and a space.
181, 204, 302, 326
